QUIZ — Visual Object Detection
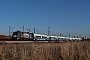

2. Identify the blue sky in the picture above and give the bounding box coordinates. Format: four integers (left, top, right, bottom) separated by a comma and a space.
0, 0, 90, 38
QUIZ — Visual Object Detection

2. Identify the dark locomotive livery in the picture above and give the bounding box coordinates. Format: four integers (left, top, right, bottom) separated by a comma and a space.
12, 31, 34, 40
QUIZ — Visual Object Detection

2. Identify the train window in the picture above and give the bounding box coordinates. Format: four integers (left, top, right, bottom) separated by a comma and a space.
42, 36, 47, 38
13, 32, 17, 35
36, 36, 41, 37
35, 36, 41, 39
61, 38, 64, 39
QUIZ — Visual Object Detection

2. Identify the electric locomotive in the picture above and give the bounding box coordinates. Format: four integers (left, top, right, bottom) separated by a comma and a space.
12, 31, 34, 40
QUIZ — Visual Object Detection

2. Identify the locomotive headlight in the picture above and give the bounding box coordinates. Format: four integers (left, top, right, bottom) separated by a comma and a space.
14, 35, 16, 37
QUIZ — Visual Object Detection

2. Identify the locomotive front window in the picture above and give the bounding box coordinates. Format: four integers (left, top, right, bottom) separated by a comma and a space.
13, 32, 17, 35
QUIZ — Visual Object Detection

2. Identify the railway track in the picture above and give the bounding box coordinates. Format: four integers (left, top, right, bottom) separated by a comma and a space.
0, 39, 83, 43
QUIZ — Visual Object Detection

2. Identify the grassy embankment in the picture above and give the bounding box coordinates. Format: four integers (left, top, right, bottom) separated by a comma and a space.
0, 41, 89, 60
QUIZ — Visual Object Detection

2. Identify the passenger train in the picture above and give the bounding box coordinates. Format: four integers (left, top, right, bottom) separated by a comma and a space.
12, 31, 82, 41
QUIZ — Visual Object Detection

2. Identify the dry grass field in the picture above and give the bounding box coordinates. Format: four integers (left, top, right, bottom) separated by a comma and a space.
0, 41, 89, 60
